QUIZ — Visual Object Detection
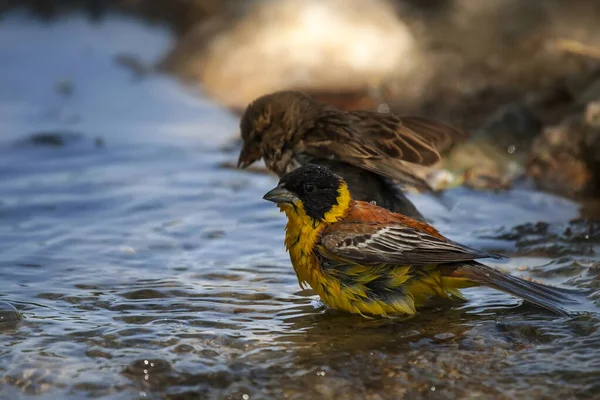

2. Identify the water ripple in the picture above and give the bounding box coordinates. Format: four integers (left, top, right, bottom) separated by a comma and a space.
0, 12, 599, 400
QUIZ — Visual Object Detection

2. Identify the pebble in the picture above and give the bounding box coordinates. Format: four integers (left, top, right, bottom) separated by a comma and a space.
0, 301, 22, 323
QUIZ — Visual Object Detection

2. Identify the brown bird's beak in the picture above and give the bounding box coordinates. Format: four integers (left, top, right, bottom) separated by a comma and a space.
263, 184, 298, 204
237, 149, 250, 168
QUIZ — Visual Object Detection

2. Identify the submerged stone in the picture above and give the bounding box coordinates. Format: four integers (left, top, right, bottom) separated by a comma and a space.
0, 301, 22, 323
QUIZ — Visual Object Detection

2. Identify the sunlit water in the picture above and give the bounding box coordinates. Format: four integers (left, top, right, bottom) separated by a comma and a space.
0, 12, 599, 400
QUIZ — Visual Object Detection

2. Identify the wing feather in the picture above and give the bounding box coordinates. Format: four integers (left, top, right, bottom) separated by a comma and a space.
400, 116, 469, 154
302, 111, 467, 190
319, 222, 503, 266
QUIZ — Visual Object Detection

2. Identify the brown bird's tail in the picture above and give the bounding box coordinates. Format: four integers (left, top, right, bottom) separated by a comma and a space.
451, 262, 586, 316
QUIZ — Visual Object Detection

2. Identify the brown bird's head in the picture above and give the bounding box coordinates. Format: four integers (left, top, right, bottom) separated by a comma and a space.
238, 91, 322, 175
263, 164, 351, 222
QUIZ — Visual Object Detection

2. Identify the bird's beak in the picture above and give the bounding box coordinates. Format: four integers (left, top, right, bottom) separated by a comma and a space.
263, 184, 298, 204
237, 149, 250, 168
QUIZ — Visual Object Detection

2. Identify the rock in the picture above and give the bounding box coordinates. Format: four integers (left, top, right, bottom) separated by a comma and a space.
118, 0, 238, 35
528, 102, 600, 197
1, 0, 111, 21
55, 79, 74, 97
527, 117, 591, 195
114, 53, 152, 79
461, 168, 512, 191
0, 301, 22, 324
583, 101, 600, 194
490, 219, 599, 257
17, 131, 85, 147
575, 74, 600, 106
440, 103, 542, 189
160, 0, 420, 110
476, 103, 543, 160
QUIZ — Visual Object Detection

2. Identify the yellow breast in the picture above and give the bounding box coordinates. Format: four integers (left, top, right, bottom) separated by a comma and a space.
280, 182, 351, 292
281, 203, 326, 290
279, 197, 384, 315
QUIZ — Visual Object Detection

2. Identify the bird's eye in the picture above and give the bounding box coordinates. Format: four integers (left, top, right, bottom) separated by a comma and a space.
304, 183, 316, 193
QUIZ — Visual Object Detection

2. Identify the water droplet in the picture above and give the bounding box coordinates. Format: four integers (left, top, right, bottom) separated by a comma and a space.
242, 395, 250, 400
120, 246, 136, 254
507, 145, 516, 154
431, 386, 436, 391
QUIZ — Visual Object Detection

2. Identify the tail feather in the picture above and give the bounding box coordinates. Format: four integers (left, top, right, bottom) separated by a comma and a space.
453, 262, 585, 316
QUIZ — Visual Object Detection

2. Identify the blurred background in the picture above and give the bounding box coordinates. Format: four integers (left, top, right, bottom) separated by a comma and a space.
0, 1, 599, 399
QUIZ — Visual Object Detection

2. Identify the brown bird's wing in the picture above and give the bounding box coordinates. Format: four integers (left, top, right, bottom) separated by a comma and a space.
302, 111, 467, 190
302, 126, 432, 190
398, 116, 469, 155
348, 112, 441, 165
318, 201, 503, 266
350, 112, 468, 164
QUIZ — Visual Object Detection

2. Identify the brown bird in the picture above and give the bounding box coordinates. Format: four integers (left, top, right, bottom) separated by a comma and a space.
238, 90, 468, 221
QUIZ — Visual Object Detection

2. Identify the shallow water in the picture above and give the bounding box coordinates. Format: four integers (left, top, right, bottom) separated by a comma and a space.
1, 12, 599, 400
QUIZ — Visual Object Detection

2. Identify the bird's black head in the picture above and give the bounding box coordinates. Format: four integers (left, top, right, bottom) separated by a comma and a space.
263, 164, 351, 221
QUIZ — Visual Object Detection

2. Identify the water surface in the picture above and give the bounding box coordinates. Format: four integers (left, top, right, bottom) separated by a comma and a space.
0, 12, 599, 400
